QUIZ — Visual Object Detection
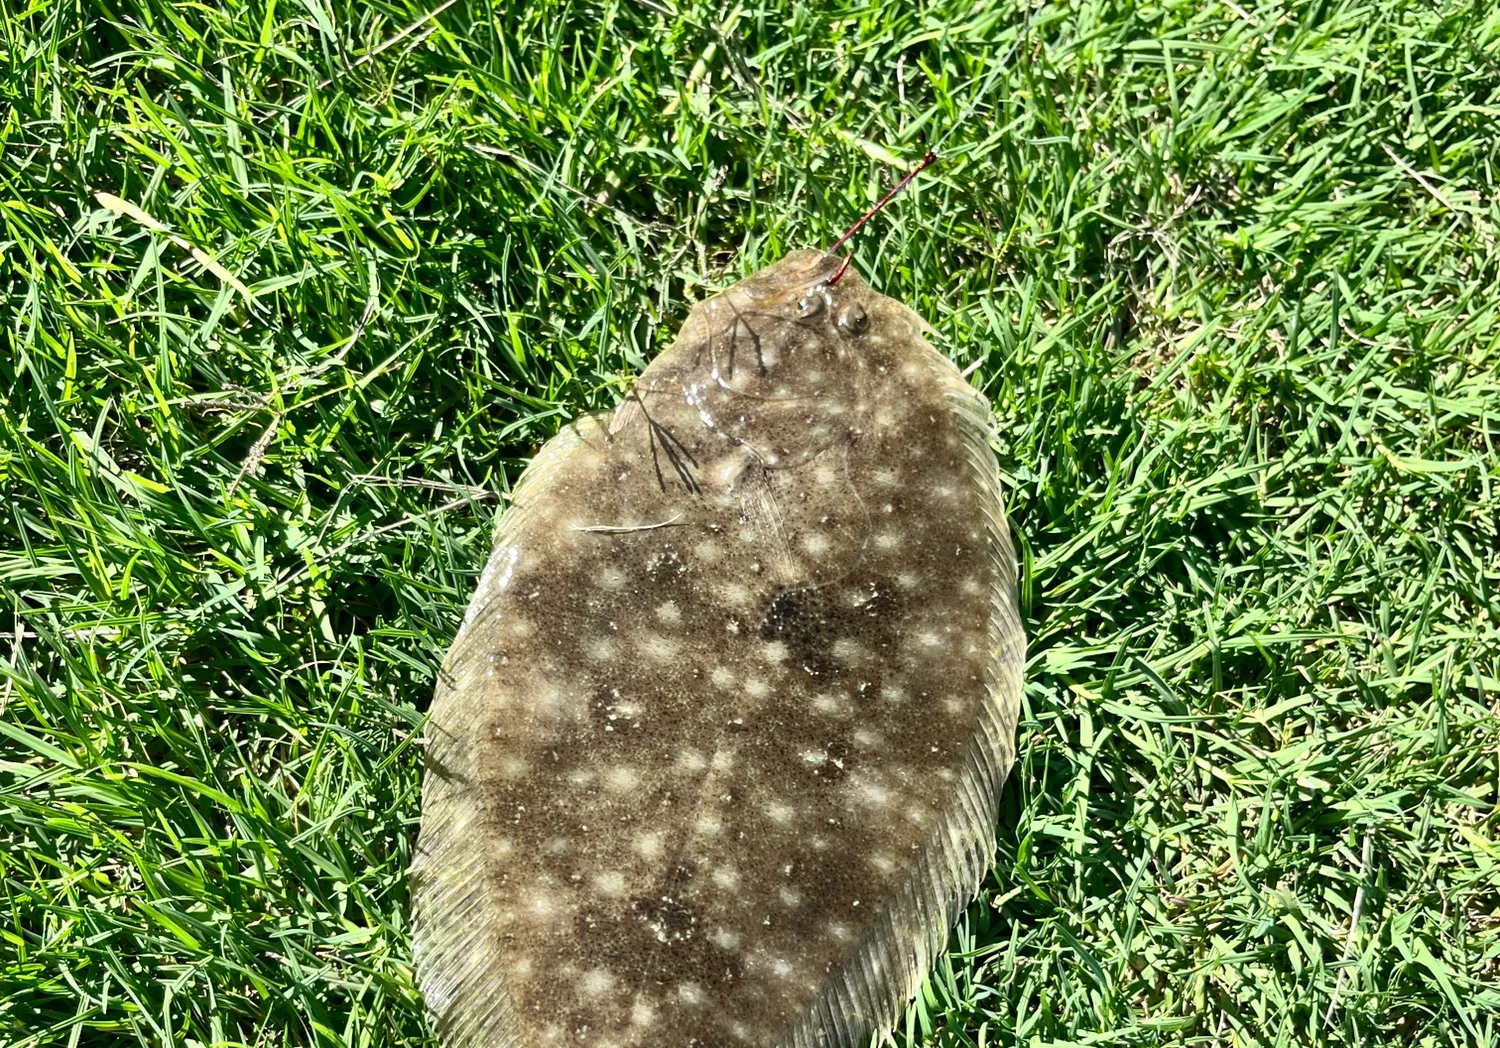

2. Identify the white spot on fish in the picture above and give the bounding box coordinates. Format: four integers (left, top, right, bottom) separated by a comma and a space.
812, 693, 851, 718
693, 541, 722, 564
710, 927, 741, 950
862, 782, 890, 807
637, 632, 681, 661
831, 639, 864, 664
711, 666, 735, 688
604, 766, 640, 792
713, 866, 741, 890
719, 582, 754, 606
534, 685, 570, 716
580, 969, 615, 997
760, 640, 789, 663
764, 801, 795, 824
634, 832, 664, 860
593, 871, 626, 897
655, 600, 682, 626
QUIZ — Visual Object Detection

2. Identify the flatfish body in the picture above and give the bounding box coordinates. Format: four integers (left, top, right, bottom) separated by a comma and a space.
413, 249, 1025, 1047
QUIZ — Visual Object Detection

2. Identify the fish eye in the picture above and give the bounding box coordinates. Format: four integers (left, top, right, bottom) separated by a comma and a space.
837, 303, 869, 336
795, 292, 826, 319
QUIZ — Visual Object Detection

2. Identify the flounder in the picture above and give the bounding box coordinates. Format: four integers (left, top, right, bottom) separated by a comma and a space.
413, 248, 1025, 1047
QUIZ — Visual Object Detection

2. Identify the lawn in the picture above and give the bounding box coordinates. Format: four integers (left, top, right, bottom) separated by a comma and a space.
2, 0, 1499, 1044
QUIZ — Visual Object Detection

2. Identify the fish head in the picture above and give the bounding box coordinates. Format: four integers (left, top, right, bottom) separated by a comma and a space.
631, 250, 895, 471
701, 246, 882, 356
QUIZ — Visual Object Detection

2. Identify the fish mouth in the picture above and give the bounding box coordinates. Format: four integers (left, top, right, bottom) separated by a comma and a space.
737, 249, 854, 306
795, 248, 847, 283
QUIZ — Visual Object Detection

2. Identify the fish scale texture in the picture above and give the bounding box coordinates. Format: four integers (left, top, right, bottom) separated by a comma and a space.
412, 250, 1025, 1047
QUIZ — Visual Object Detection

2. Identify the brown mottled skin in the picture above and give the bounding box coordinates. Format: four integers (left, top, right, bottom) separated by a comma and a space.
419, 250, 1008, 1046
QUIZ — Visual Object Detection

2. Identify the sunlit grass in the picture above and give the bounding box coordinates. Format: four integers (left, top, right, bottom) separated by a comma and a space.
2, 0, 1498, 1044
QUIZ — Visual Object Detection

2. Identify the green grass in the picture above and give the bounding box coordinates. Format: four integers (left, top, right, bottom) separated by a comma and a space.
2, 0, 1499, 1044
